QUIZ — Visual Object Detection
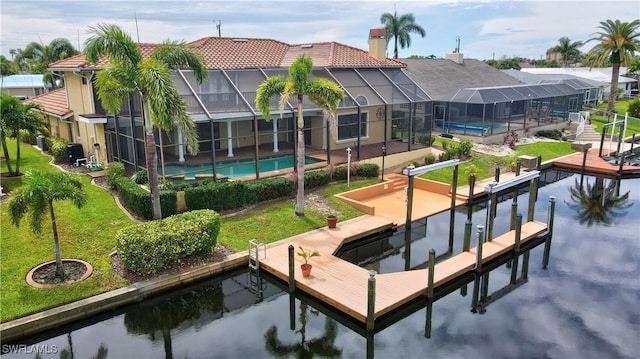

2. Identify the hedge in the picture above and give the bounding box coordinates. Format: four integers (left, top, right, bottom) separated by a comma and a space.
45, 136, 69, 163
184, 181, 248, 212
304, 169, 331, 189
115, 209, 220, 274
245, 176, 295, 203
115, 177, 176, 219
358, 163, 379, 178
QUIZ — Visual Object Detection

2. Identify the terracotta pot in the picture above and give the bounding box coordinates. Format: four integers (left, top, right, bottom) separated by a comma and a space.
327, 215, 337, 229
301, 263, 312, 277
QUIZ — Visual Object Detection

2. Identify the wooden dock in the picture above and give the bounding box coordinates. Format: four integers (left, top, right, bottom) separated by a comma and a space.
258, 215, 548, 323
552, 149, 640, 178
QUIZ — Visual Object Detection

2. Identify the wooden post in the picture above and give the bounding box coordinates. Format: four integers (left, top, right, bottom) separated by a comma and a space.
486, 182, 497, 241
542, 196, 556, 269
288, 245, 295, 293
471, 225, 485, 313
510, 214, 523, 284
494, 166, 500, 182
448, 165, 459, 253
527, 177, 537, 222
366, 270, 376, 331
425, 300, 433, 338
521, 250, 530, 280
599, 129, 605, 157
289, 294, 296, 331
427, 249, 436, 299
463, 175, 475, 252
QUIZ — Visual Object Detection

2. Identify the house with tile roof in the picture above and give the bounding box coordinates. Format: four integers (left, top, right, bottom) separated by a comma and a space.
40, 30, 432, 179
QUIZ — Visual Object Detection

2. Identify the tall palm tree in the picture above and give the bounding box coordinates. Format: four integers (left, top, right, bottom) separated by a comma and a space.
553, 36, 583, 67
565, 177, 632, 226
8, 170, 87, 280
0, 94, 49, 176
84, 23, 208, 220
13, 38, 78, 88
585, 19, 640, 112
256, 55, 343, 216
380, 11, 426, 59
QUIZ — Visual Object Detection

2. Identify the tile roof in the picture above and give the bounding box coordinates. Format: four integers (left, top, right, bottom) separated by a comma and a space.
49, 37, 404, 70
24, 88, 73, 118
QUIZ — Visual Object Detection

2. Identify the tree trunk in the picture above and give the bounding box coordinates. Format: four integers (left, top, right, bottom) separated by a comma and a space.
295, 96, 305, 216
394, 37, 399, 59
15, 136, 21, 175
142, 97, 162, 220
0, 136, 14, 175
50, 200, 65, 280
608, 62, 620, 113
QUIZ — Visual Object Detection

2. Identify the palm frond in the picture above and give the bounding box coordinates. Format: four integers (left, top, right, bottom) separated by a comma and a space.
152, 41, 209, 83
85, 23, 141, 66
255, 75, 287, 121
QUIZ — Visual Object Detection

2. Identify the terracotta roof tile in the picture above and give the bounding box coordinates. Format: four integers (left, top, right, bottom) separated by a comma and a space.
24, 88, 73, 118
49, 36, 404, 70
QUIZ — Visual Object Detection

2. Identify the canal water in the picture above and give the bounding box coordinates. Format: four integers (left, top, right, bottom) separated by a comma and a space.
3, 171, 639, 358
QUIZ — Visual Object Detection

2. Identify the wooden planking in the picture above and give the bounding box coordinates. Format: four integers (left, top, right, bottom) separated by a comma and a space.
552, 149, 637, 176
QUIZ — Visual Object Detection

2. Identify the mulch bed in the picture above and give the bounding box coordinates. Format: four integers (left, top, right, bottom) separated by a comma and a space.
31, 261, 88, 285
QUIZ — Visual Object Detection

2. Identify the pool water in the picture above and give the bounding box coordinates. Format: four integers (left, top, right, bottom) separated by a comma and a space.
4, 171, 639, 358
163, 155, 321, 179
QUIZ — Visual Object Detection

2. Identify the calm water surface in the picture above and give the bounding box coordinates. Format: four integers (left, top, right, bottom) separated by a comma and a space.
4, 171, 639, 359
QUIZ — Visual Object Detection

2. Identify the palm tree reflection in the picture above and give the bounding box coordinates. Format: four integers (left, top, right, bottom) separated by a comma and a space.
264, 302, 342, 358
566, 177, 632, 226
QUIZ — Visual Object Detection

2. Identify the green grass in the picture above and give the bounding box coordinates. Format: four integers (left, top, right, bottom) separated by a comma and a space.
1, 141, 134, 322
218, 179, 379, 251
593, 99, 640, 137
422, 141, 575, 185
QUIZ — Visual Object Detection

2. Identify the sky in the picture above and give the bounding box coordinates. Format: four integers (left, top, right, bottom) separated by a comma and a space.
1, 0, 639, 62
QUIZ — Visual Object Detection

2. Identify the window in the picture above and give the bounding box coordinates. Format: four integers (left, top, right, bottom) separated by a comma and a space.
337, 112, 367, 141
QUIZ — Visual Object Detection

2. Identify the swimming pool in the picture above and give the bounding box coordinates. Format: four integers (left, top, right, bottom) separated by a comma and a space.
162, 155, 322, 179
436, 121, 510, 135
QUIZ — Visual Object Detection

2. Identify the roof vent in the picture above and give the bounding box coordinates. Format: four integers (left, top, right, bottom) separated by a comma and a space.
232, 38, 248, 43
301, 44, 313, 48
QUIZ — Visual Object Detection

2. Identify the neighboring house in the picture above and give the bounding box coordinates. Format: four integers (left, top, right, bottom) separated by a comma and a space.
403, 54, 584, 143
520, 67, 636, 99
24, 88, 74, 141
0, 74, 47, 99
43, 29, 432, 179
502, 69, 602, 106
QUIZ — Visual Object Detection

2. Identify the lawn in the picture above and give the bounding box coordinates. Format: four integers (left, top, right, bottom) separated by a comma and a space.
1, 140, 133, 322
592, 99, 640, 137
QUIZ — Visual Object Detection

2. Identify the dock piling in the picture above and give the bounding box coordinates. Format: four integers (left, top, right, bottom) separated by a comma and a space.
542, 196, 556, 269
486, 182, 497, 241
288, 245, 295, 293
510, 214, 523, 284
471, 225, 485, 312
427, 249, 436, 299
366, 270, 377, 331
448, 165, 459, 253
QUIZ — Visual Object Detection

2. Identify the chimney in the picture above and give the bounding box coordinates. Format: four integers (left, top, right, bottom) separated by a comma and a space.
445, 52, 464, 64
368, 28, 387, 60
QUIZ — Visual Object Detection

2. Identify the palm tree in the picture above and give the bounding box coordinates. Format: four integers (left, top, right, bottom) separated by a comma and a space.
0, 94, 49, 176
585, 19, 640, 112
264, 302, 342, 358
380, 10, 426, 59
8, 170, 87, 280
565, 177, 632, 226
553, 37, 583, 67
13, 38, 78, 88
256, 55, 343, 216
84, 23, 208, 220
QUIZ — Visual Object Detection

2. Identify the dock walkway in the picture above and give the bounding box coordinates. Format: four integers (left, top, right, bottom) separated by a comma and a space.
258, 215, 547, 323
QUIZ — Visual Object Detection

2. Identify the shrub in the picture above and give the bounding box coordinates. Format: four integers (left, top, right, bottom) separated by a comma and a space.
184, 181, 248, 212
105, 162, 125, 188
457, 139, 473, 156
535, 129, 563, 140
304, 169, 331, 189
439, 152, 451, 161
115, 209, 220, 275
114, 177, 176, 219
18, 129, 37, 144
245, 176, 295, 203
358, 163, 379, 178
131, 170, 148, 184
503, 130, 519, 149
425, 155, 436, 165
331, 165, 348, 181
628, 99, 640, 118
45, 136, 69, 163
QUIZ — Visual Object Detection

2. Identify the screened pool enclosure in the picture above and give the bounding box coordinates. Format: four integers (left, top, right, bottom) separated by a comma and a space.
104, 67, 432, 180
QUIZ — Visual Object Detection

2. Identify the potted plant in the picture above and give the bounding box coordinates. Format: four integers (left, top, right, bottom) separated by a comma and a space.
509, 156, 519, 172
297, 246, 320, 277
326, 214, 338, 229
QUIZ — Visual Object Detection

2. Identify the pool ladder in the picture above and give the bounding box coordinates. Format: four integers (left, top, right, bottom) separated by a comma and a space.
248, 239, 266, 270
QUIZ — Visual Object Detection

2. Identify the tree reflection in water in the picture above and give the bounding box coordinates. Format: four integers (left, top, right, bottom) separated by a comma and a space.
264, 302, 342, 359
566, 177, 632, 226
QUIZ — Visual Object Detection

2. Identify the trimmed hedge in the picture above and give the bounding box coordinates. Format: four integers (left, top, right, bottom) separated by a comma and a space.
115, 209, 220, 275
105, 162, 125, 188
184, 181, 248, 212
45, 136, 69, 163
359, 163, 379, 178
245, 176, 295, 203
115, 177, 176, 219
304, 169, 331, 189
